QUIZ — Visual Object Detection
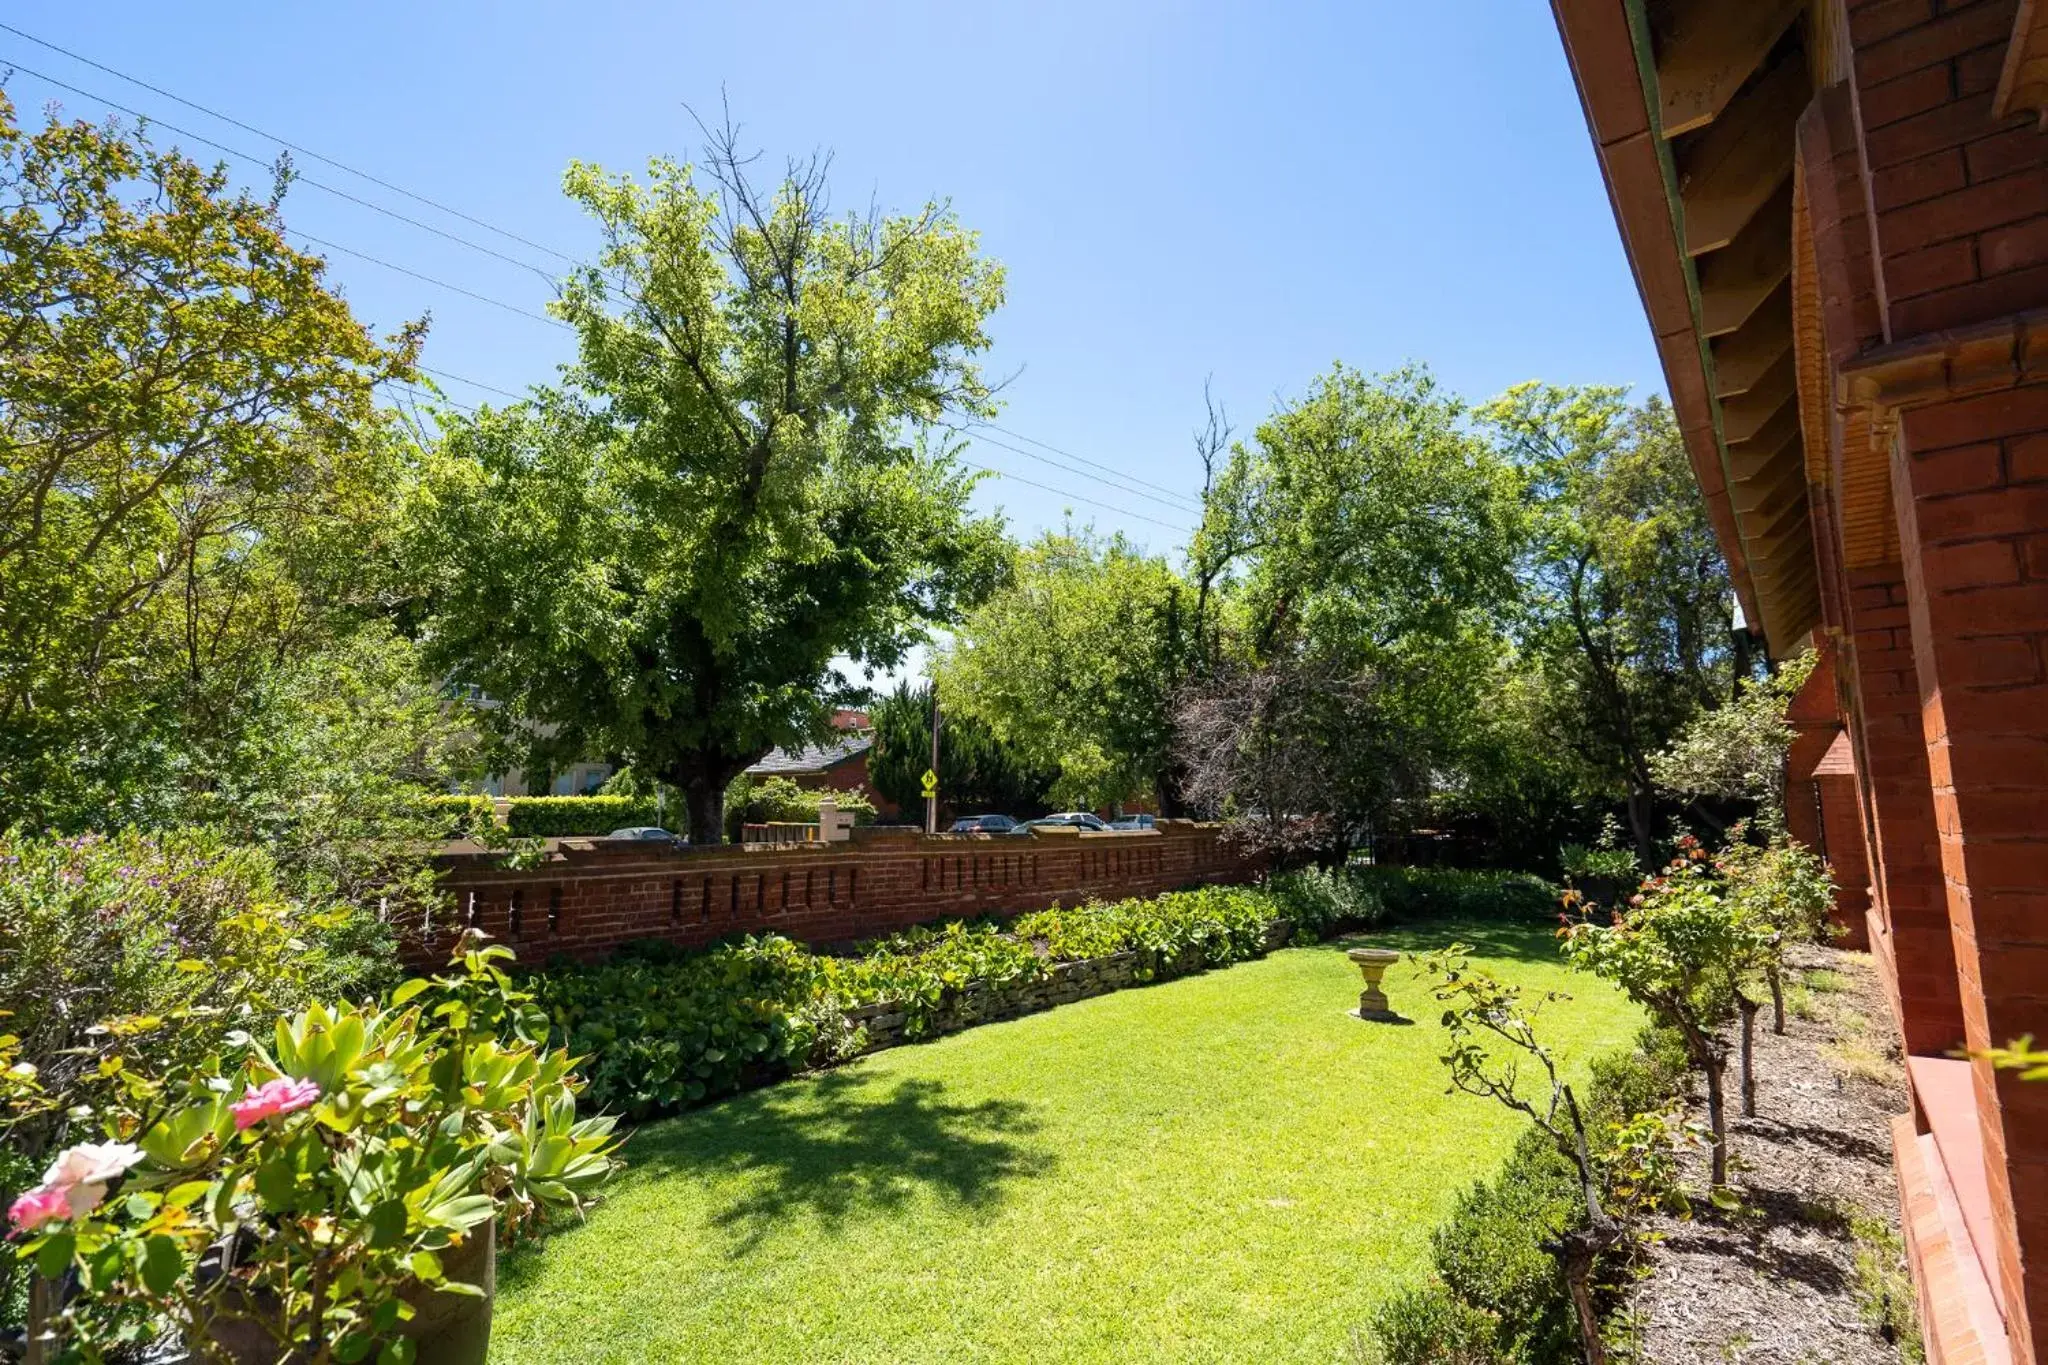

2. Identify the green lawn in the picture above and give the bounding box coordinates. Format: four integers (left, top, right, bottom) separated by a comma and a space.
492, 921, 1640, 1364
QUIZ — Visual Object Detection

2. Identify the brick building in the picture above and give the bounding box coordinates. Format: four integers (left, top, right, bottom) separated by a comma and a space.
1549, 3, 2048, 1360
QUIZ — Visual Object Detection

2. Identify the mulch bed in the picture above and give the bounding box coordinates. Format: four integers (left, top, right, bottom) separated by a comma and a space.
1621, 942, 1919, 1365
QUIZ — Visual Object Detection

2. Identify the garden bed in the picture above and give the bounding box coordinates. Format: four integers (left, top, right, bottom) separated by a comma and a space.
1619, 942, 1918, 1364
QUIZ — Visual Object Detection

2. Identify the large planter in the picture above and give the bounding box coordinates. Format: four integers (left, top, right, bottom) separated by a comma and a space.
193, 1227, 495, 1364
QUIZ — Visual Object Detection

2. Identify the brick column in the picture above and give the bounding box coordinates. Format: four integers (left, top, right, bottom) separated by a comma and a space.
1840, 564, 1970, 1056
1888, 377, 2048, 1364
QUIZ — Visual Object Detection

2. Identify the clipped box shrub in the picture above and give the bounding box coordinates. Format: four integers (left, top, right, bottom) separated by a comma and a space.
419, 792, 497, 838
506, 794, 660, 837
1348, 866, 1560, 923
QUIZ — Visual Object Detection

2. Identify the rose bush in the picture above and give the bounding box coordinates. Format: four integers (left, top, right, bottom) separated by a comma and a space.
6, 934, 619, 1364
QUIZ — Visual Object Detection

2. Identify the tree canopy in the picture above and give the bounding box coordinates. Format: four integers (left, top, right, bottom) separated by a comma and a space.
407, 129, 1009, 840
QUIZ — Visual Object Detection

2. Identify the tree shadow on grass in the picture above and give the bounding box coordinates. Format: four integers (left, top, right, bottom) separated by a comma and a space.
615, 1068, 1054, 1257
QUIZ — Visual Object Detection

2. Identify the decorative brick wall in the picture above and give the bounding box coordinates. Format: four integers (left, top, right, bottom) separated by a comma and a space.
405, 821, 1254, 969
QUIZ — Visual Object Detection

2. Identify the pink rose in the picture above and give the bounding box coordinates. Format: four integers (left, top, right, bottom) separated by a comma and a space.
231, 1076, 322, 1130
8, 1185, 71, 1233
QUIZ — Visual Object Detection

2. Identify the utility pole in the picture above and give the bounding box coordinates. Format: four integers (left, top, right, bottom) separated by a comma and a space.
924, 685, 942, 834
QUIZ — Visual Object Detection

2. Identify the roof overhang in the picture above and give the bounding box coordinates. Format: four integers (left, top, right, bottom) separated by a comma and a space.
1551, 0, 1828, 655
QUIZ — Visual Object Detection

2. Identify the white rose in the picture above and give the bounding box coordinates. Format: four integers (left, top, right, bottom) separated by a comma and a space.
41, 1140, 145, 1189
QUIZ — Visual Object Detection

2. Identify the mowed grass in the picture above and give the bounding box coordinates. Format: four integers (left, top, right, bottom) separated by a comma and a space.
492, 921, 1640, 1364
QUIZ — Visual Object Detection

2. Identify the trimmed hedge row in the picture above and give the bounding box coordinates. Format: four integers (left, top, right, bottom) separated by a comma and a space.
527, 864, 1550, 1121
506, 795, 659, 837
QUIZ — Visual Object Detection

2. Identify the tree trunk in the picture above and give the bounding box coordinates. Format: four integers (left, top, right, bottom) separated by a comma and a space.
1703, 1054, 1729, 1188
1768, 965, 1787, 1035
1563, 1246, 1609, 1365
1737, 995, 1759, 1118
1624, 785, 1656, 867
683, 775, 727, 846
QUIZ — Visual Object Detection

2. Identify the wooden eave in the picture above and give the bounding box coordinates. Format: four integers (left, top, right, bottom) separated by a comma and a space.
1994, 0, 2048, 126
1551, 0, 1826, 655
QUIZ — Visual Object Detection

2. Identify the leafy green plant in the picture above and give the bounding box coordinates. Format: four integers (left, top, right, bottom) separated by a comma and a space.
1349, 866, 1560, 923
1266, 867, 1388, 941
533, 883, 1296, 1117
420, 794, 498, 839
723, 776, 877, 842
7, 934, 618, 1363
1562, 837, 1764, 1189
504, 796, 660, 838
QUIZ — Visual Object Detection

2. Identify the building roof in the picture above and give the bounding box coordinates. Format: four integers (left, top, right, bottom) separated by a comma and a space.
746, 733, 874, 777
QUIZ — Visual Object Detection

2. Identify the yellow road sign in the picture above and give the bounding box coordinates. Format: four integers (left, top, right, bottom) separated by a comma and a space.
920, 768, 939, 797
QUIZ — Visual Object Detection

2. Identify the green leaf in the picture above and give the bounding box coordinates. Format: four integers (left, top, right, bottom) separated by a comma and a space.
34, 1232, 75, 1280
140, 1235, 184, 1296
409, 1249, 444, 1281
367, 1197, 409, 1249
390, 978, 431, 1007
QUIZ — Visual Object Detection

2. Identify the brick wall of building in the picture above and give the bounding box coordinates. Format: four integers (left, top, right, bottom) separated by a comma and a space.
404, 821, 1254, 969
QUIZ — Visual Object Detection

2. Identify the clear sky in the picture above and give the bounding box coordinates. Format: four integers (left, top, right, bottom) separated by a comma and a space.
3, 0, 1658, 557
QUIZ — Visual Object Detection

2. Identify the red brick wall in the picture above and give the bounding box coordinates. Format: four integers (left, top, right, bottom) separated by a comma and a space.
1841, 563, 1969, 1055
1892, 376, 2048, 1362
1848, 0, 2048, 339
404, 822, 1254, 968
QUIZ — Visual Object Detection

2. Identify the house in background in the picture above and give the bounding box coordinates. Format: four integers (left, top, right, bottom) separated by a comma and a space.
1550, 2, 2048, 1361
745, 710, 899, 818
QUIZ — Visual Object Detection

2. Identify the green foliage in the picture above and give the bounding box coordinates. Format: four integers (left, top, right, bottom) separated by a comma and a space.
1362, 1283, 1508, 1365
0, 91, 422, 833
10, 936, 619, 1361
505, 795, 661, 838
421, 793, 498, 839
0, 828, 385, 1177
867, 681, 1052, 818
1266, 867, 1389, 940
1652, 651, 1818, 829
724, 776, 877, 841
1188, 366, 1524, 833
406, 130, 1008, 843
1348, 866, 1560, 924
1849, 1212, 1926, 1364
1430, 1130, 1583, 1362
1480, 385, 1735, 859
937, 528, 1187, 810
533, 882, 1292, 1118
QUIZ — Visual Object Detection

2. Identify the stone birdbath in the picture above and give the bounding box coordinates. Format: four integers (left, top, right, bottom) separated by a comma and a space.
1346, 947, 1404, 1022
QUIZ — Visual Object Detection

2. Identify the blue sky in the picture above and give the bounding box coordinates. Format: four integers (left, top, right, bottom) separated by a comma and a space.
4, 0, 1660, 561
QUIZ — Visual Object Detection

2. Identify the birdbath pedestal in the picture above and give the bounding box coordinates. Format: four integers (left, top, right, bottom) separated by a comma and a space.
1346, 947, 1404, 1022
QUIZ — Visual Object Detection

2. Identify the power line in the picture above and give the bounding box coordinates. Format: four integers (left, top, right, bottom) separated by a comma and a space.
954, 411, 1203, 510
288, 231, 569, 329
0, 20, 580, 265
961, 427, 1202, 517
417, 365, 528, 402
0, 56, 564, 283
3, 31, 1197, 539
960, 462, 1193, 536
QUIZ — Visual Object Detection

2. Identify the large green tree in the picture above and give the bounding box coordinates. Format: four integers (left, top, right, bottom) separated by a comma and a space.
0, 90, 423, 830
408, 130, 1009, 840
1481, 383, 1736, 860
1179, 366, 1523, 842
866, 682, 1052, 820
936, 529, 1187, 811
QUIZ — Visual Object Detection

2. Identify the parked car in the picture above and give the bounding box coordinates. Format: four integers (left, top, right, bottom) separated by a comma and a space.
1012, 811, 1109, 834
605, 825, 682, 843
949, 814, 1019, 834
1108, 813, 1157, 831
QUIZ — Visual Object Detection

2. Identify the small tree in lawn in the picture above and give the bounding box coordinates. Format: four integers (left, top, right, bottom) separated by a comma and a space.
1424, 947, 1621, 1365
1562, 838, 1760, 1190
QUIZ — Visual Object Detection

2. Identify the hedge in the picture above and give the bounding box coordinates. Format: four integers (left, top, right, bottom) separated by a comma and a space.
505, 795, 660, 838
530, 870, 1386, 1119
420, 793, 496, 838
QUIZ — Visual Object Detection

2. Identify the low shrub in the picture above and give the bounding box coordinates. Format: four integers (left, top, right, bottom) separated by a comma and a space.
1369, 1029, 1684, 1365
1360, 1283, 1505, 1364
1268, 866, 1388, 940
533, 882, 1293, 1118
506, 795, 660, 837
420, 792, 497, 838
1347, 866, 1560, 924
723, 775, 878, 842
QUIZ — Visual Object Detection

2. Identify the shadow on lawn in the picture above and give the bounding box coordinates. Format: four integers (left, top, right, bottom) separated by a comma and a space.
620, 1069, 1054, 1256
